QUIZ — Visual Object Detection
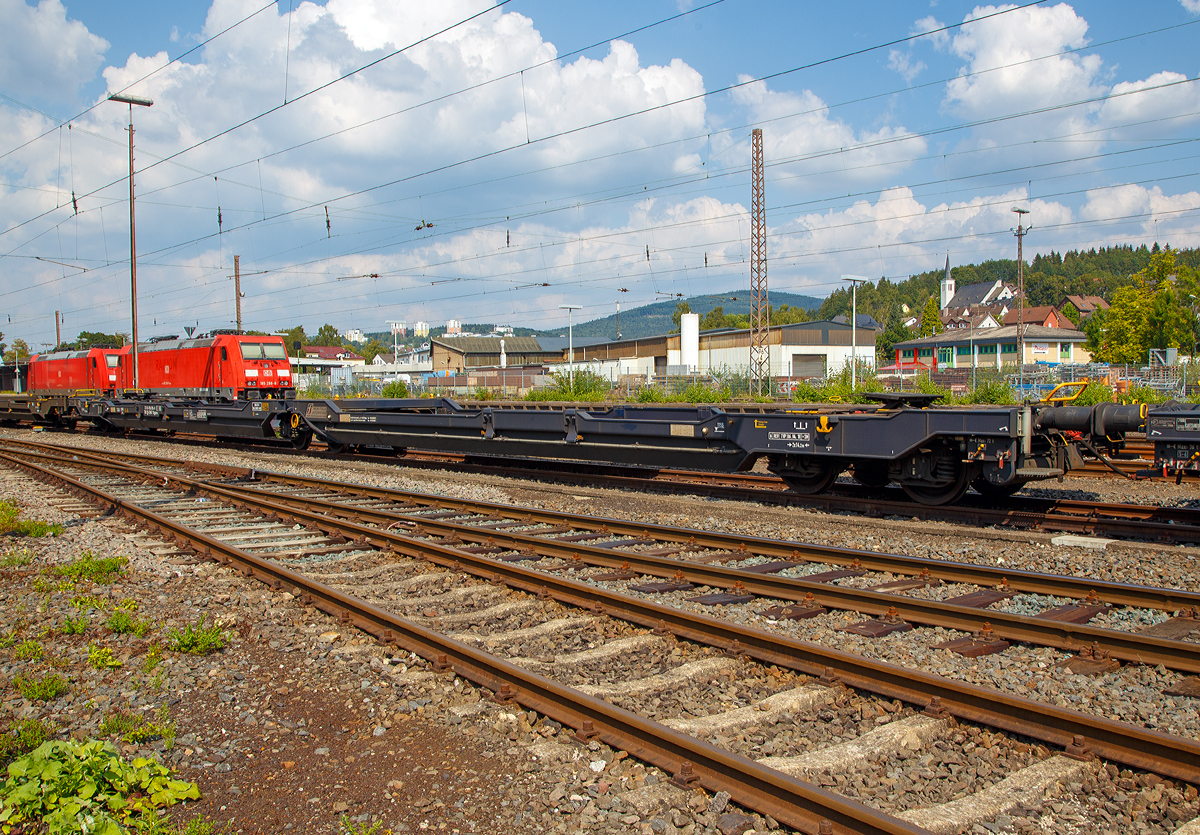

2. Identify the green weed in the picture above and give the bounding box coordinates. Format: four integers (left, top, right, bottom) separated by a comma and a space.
167, 617, 227, 655
70, 594, 110, 612
99, 709, 143, 737
144, 642, 164, 672
60, 614, 90, 635
107, 608, 151, 637
88, 643, 122, 669
0, 499, 62, 538
13, 672, 68, 701
339, 815, 387, 835
0, 548, 34, 567
0, 718, 54, 764
13, 640, 42, 662
51, 550, 128, 584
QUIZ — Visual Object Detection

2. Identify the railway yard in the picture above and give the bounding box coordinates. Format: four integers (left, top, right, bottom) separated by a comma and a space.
1, 425, 1199, 835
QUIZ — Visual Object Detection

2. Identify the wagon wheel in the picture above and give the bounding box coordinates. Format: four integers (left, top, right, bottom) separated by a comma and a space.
902, 456, 970, 506
771, 456, 840, 495
851, 460, 890, 489
971, 476, 1023, 499
290, 429, 313, 450
325, 441, 352, 455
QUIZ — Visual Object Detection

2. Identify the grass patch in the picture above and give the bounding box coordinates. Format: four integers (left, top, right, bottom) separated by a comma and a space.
107, 608, 151, 637
88, 643, 122, 669
13, 672, 68, 701
101, 706, 176, 748
0, 548, 34, 567
167, 617, 227, 655
130, 812, 226, 835
339, 815, 387, 835
99, 709, 144, 737
51, 550, 128, 585
60, 614, 90, 635
0, 499, 63, 538
0, 718, 54, 765
0, 739, 199, 834
13, 640, 42, 662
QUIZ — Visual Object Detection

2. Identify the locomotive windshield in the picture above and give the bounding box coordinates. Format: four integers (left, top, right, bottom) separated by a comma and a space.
239, 342, 287, 360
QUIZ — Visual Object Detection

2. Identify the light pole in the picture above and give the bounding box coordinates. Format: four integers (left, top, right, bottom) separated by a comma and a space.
841, 275, 869, 390
559, 304, 580, 393
108, 92, 153, 390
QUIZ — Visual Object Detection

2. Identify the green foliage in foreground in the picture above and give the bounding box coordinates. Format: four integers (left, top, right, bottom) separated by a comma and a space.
13, 672, 68, 702
0, 739, 199, 835
166, 618, 227, 655
0, 500, 62, 538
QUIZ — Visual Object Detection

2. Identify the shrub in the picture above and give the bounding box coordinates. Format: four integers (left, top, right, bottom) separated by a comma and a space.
13, 673, 68, 701
167, 617, 227, 655
1071, 381, 1116, 406
51, 551, 128, 585
0, 739, 199, 834
1124, 384, 1172, 405
525, 370, 610, 402
956, 381, 1017, 405
99, 709, 143, 737
381, 380, 409, 398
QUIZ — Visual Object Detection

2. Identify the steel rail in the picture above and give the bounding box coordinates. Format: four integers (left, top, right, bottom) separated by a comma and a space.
11, 434, 1198, 541
207, 478, 1200, 674
4, 448, 1199, 787
8, 442, 1200, 665
0, 451, 928, 835
11, 440, 1200, 613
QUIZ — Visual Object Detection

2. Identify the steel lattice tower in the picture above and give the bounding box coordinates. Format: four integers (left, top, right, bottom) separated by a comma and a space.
749, 128, 768, 395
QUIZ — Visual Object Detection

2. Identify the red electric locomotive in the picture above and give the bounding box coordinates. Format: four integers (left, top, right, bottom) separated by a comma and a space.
116, 332, 294, 400
27, 348, 121, 395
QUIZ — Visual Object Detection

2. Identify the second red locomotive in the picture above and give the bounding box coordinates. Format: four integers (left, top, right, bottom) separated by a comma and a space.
115, 332, 294, 400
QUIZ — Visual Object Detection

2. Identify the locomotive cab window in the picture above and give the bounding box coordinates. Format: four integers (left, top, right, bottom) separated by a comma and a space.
106, 355, 119, 367
263, 343, 286, 359
240, 343, 264, 360
221, 347, 228, 361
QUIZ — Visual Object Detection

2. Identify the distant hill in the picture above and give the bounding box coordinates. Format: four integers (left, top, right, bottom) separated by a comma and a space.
544, 290, 823, 340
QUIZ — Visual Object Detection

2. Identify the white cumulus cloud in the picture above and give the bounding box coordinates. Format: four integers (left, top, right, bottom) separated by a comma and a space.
0, 0, 108, 101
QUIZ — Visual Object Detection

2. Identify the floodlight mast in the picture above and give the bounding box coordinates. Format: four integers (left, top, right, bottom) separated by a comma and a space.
108, 92, 154, 389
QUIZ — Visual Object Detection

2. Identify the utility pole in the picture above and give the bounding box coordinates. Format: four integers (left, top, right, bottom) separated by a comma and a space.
749, 128, 768, 397
108, 93, 152, 389
55, 311, 60, 349
841, 276, 869, 390
1012, 207, 1031, 391
234, 255, 242, 333
616, 301, 621, 341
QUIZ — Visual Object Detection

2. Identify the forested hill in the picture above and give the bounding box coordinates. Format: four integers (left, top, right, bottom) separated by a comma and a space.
813, 244, 1200, 327
544, 290, 823, 340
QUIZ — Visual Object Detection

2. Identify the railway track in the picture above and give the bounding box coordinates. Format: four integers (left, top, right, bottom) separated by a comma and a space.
18, 428, 1200, 546
4, 442, 1200, 833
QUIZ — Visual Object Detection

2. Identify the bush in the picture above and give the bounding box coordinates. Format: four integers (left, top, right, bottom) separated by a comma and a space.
167, 618, 227, 655
88, 643, 122, 669
525, 370, 610, 402
1071, 381, 1116, 406
0, 740, 199, 834
956, 381, 1017, 405
381, 380, 409, 398
1124, 384, 1172, 405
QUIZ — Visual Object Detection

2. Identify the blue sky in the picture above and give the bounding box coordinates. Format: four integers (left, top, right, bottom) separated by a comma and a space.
3, 0, 1200, 349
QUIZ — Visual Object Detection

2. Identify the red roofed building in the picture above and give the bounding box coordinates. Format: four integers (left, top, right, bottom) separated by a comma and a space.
1001, 306, 1064, 328
300, 345, 365, 364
